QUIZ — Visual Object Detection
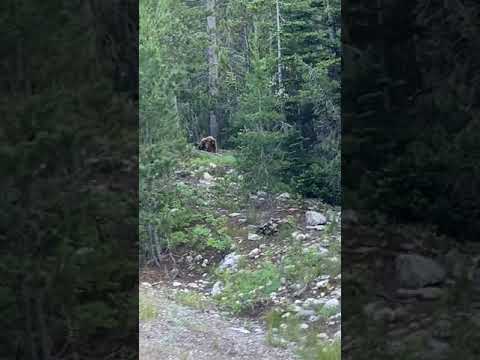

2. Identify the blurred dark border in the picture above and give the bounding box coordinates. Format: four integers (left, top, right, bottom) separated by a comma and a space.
0, 1, 139, 359
342, 0, 480, 358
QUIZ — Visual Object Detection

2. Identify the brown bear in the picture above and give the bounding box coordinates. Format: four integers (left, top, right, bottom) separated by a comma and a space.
198, 136, 217, 153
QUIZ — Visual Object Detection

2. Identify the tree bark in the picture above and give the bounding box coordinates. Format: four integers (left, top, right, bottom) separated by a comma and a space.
207, 0, 219, 142
275, 0, 283, 91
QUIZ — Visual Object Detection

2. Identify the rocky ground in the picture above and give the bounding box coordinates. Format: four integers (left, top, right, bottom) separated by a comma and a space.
140, 283, 296, 360
140, 151, 341, 359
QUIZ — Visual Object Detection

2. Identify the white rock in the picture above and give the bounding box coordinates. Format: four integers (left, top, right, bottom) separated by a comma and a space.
203, 172, 214, 181
173, 281, 182, 287
298, 309, 316, 318
317, 333, 329, 340
249, 248, 261, 258
277, 192, 291, 200
219, 253, 242, 271
305, 211, 327, 226
316, 280, 329, 288
317, 246, 329, 256
323, 298, 340, 310
295, 233, 309, 241
306, 225, 325, 231
230, 327, 251, 334
211, 281, 224, 296
248, 233, 262, 241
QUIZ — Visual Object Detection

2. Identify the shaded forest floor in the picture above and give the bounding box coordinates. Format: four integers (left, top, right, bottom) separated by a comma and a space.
140, 150, 341, 359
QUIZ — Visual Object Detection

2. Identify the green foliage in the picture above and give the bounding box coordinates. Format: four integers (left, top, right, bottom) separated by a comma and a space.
299, 339, 341, 360
265, 308, 340, 359
174, 291, 212, 311
293, 152, 341, 204
214, 263, 282, 315
139, 294, 158, 321
235, 130, 291, 192
140, 0, 341, 204
140, 0, 207, 145
281, 245, 339, 286
190, 152, 238, 169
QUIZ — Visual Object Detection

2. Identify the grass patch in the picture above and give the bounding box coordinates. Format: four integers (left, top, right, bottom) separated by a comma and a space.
265, 308, 341, 360
265, 309, 302, 346
190, 151, 237, 168
214, 262, 282, 315
299, 338, 340, 360
139, 293, 158, 321
281, 245, 340, 286
175, 291, 212, 311
317, 304, 340, 318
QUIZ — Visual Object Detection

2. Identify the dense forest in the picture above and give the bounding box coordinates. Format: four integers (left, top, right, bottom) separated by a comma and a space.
140, 0, 340, 203
139, 0, 342, 358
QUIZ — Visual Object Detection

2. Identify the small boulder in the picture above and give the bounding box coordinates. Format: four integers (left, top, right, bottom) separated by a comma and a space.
305, 211, 327, 226
219, 253, 242, 271
323, 298, 340, 310
396, 254, 446, 289
203, 172, 214, 181
211, 281, 224, 296
277, 192, 291, 200
249, 248, 261, 258
248, 233, 263, 241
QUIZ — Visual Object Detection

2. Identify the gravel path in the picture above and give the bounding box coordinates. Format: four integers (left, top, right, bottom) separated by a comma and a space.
140, 284, 298, 360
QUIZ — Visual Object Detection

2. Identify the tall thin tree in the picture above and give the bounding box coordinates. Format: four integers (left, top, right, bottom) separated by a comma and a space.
275, 0, 283, 92
206, 0, 219, 142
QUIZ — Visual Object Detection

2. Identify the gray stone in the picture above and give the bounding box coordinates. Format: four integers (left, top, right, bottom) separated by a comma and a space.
248, 233, 262, 241
211, 281, 224, 296
203, 172, 214, 181
324, 298, 340, 310
396, 287, 445, 300
427, 338, 450, 359
306, 225, 325, 231
219, 253, 242, 271
305, 211, 327, 226
248, 248, 261, 258
297, 309, 316, 318
396, 254, 446, 288
277, 192, 291, 200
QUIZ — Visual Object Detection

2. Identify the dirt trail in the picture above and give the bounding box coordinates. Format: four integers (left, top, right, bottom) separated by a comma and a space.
140, 284, 297, 360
